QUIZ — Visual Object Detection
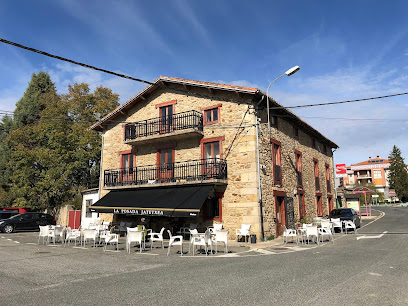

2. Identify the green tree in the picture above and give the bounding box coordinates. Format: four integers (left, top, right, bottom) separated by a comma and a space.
388, 145, 408, 202
13, 72, 56, 128
0, 115, 14, 207
6, 75, 119, 211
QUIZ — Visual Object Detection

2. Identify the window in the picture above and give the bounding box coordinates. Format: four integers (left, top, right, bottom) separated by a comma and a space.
316, 195, 323, 217
157, 148, 174, 179
120, 151, 136, 182
324, 146, 328, 154
295, 150, 302, 187
314, 159, 320, 190
204, 141, 220, 161
325, 164, 331, 193
201, 137, 224, 179
373, 169, 382, 179
85, 199, 93, 218
328, 196, 333, 214
271, 139, 282, 184
312, 138, 316, 149
270, 113, 278, 128
203, 104, 221, 125
298, 192, 305, 219
204, 193, 223, 220
293, 127, 299, 139
159, 105, 174, 133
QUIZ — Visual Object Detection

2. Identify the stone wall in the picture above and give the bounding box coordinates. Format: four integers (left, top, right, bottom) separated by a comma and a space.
258, 109, 336, 238
98, 84, 336, 240
100, 86, 261, 239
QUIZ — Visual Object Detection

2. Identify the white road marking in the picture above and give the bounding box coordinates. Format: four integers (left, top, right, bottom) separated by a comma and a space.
13, 241, 20, 244
357, 231, 388, 240
26, 243, 38, 245
368, 272, 382, 277
253, 249, 276, 254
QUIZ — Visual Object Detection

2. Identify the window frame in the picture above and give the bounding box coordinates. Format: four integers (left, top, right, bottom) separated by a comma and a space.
202, 104, 222, 125
295, 149, 303, 187
316, 193, 323, 217
270, 113, 278, 129
313, 158, 320, 190
298, 190, 306, 219
200, 136, 224, 160
293, 126, 299, 139
271, 138, 282, 184
325, 163, 331, 193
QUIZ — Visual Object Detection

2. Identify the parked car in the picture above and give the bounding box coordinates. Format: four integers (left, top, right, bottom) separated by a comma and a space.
0, 211, 20, 220
328, 208, 361, 228
0, 212, 56, 233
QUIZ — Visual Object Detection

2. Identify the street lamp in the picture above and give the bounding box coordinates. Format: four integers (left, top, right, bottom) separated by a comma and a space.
266, 66, 300, 132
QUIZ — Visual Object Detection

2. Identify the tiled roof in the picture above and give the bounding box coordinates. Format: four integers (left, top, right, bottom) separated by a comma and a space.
351, 157, 390, 166
161, 76, 258, 93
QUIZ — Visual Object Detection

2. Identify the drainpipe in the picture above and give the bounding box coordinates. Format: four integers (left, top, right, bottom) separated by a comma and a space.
255, 96, 265, 241
98, 134, 104, 201
332, 148, 338, 208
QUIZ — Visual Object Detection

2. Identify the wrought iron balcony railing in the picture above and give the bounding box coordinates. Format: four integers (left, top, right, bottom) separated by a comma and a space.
104, 158, 227, 187
124, 110, 203, 141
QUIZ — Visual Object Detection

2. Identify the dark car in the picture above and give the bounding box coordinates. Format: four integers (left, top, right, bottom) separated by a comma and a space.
0, 212, 56, 233
0, 211, 20, 220
328, 208, 361, 228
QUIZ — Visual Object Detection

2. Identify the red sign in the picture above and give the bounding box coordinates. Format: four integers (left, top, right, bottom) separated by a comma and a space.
336, 164, 347, 174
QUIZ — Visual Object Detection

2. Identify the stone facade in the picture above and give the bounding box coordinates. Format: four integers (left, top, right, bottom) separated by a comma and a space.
94, 78, 337, 240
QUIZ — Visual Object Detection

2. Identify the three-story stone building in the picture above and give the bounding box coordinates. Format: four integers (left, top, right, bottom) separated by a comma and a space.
90, 76, 338, 239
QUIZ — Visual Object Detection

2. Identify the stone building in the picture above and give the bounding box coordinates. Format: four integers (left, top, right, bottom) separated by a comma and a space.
89, 76, 338, 240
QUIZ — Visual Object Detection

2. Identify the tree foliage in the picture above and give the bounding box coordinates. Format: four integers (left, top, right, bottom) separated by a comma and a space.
388, 145, 408, 202
1, 73, 119, 211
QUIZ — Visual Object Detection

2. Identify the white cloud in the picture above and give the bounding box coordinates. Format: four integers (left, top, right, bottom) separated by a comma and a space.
272, 65, 408, 165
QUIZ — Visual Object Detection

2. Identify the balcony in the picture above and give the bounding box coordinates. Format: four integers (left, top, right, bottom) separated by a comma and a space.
357, 174, 372, 179
104, 158, 228, 189
124, 110, 203, 145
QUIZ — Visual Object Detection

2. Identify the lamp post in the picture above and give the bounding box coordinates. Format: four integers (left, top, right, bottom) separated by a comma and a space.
266, 66, 300, 132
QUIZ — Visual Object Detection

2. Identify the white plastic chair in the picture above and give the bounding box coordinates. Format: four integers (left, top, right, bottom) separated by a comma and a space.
306, 225, 319, 245
214, 229, 228, 254
64, 228, 81, 246
103, 231, 119, 251
38, 225, 49, 244
236, 224, 251, 242
209, 223, 223, 234
318, 221, 333, 243
188, 229, 199, 254
83, 228, 98, 248
177, 223, 197, 239
191, 232, 207, 256
344, 221, 357, 234
283, 226, 297, 244
126, 229, 144, 253
167, 230, 183, 256
147, 227, 165, 249
330, 218, 342, 234
48, 226, 64, 244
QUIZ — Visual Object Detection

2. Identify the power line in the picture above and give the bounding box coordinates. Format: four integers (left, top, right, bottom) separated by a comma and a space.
270, 92, 408, 110
2, 37, 408, 113
0, 38, 154, 86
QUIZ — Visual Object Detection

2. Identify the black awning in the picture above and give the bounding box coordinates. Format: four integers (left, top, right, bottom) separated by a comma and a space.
90, 185, 213, 217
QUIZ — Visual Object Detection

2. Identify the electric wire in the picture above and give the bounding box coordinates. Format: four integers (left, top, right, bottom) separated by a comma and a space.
1, 37, 408, 114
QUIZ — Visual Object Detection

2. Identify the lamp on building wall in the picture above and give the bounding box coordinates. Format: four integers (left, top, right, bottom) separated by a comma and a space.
266, 66, 300, 132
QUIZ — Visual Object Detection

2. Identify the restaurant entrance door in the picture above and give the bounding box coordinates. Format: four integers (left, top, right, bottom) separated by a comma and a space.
275, 196, 285, 237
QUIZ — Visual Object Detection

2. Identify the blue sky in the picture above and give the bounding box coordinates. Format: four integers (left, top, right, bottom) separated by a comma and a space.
0, 0, 408, 166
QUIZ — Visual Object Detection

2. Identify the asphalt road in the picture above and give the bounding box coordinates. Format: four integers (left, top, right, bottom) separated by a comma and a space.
0, 206, 407, 305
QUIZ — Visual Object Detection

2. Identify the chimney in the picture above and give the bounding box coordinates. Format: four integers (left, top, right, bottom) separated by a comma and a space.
377, 155, 379, 158
369, 156, 372, 161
